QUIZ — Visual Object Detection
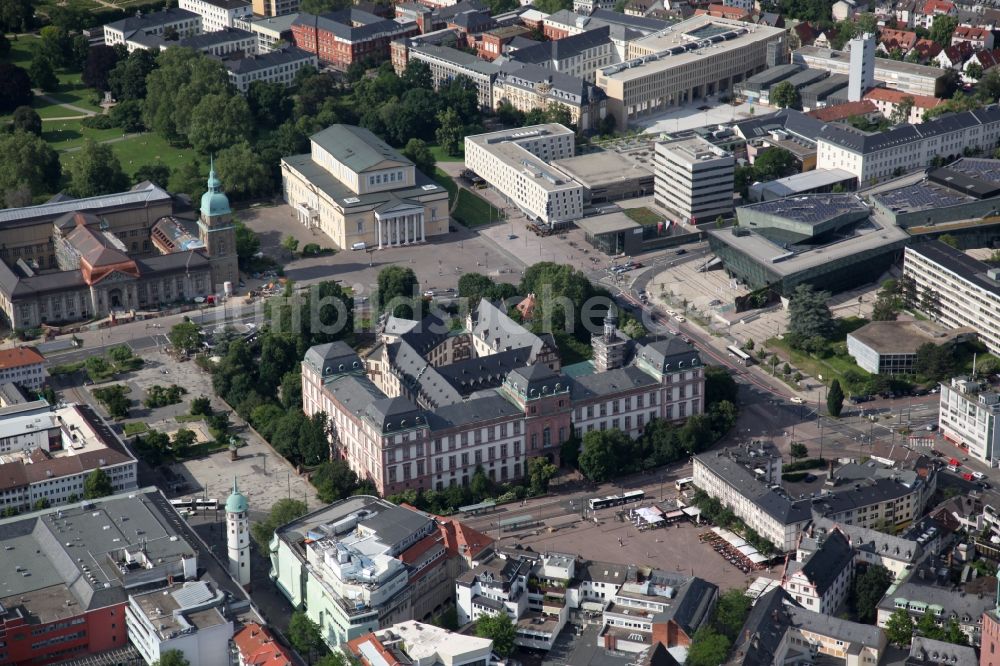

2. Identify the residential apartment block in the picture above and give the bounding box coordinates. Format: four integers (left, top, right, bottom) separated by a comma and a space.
178, 0, 252, 31
0, 401, 138, 512
817, 105, 1000, 183
654, 136, 734, 224
595, 16, 786, 130
281, 124, 449, 251
781, 527, 854, 616
0, 347, 45, 389
223, 45, 317, 92
291, 9, 419, 70
938, 377, 1000, 465
465, 125, 583, 227
103, 8, 202, 50
303, 304, 704, 495
903, 240, 1000, 356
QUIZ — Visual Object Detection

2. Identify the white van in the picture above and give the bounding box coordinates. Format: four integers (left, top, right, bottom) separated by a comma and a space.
351, 242, 367, 251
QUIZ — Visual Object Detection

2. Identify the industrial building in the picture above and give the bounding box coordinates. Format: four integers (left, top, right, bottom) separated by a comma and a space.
595, 16, 787, 130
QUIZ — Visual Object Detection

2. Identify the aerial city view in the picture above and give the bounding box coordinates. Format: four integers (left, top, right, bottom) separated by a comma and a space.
5, 0, 1000, 664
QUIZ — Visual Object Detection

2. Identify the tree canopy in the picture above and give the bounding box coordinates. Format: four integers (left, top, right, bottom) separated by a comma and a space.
83, 468, 114, 499
476, 612, 516, 657
67, 141, 130, 198
377, 266, 420, 319
786, 284, 836, 349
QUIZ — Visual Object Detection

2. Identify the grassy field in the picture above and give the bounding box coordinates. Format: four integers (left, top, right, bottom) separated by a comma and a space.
429, 143, 463, 163
110, 132, 198, 177
623, 207, 665, 226
42, 119, 121, 151
452, 188, 503, 228
433, 168, 458, 206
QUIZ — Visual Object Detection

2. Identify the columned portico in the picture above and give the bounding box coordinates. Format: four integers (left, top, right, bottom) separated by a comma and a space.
375, 208, 426, 249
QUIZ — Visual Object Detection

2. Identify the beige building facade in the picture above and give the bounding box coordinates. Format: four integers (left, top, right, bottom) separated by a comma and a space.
281, 124, 449, 250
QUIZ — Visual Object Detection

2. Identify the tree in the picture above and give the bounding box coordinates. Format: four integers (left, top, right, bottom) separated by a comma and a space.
786, 284, 835, 348
714, 588, 751, 639
169, 319, 202, 354
168, 158, 206, 204
966, 61, 984, 82
301, 0, 353, 11
190, 395, 213, 416
705, 366, 739, 406
913, 342, 955, 380
152, 650, 190, 666
172, 428, 197, 452
377, 266, 420, 319
288, 611, 327, 659
234, 221, 261, 269
401, 138, 436, 176
312, 460, 360, 503
896, 275, 918, 310
0, 0, 32, 32
929, 15, 958, 46
827, 379, 845, 417
528, 456, 558, 494
83, 45, 120, 91
11, 105, 41, 136
49, 4, 93, 31
282, 235, 299, 254
919, 287, 942, 320
250, 498, 307, 555
939, 233, 959, 249
0, 63, 33, 112
216, 141, 272, 198
435, 107, 465, 156
790, 442, 808, 459
68, 141, 130, 198
980, 68, 1000, 102
470, 466, 491, 499
890, 95, 915, 125
109, 49, 158, 102
770, 81, 800, 109
687, 625, 731, 666
134, 164, 171, 188
476, 612, 516, 657
885, 608, 915, 647
38, 25, 72, 66
83, 468, 114, 499
110, 99, 145, 133
247, 80, 291, 130
143, 48, 230, 145
578, 429, 631, 482
752, 147, 797, 182
28, 55, 58, 92
0, 33, 8, 58
188, 94, 254, 155
853, 564, 892, 622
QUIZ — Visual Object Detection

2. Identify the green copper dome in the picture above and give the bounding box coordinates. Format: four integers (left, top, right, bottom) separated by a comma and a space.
226, 477, 249, 513
200, 157, 231, 217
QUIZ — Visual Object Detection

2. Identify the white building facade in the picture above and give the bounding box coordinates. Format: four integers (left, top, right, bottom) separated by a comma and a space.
939, 377, 1000, 465
654, 136, 735, 224
179, 0, 252, 31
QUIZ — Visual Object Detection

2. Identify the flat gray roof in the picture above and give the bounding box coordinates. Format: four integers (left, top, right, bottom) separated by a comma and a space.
551, 150, 653, 188
576, 211, 641, 235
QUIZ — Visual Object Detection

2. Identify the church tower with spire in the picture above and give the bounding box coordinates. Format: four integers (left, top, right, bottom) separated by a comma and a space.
198, 159, 239, 293
226, 477, 251, 588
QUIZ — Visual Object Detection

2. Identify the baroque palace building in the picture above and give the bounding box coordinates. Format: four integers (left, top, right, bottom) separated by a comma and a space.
0, 167, 238, 330
302, 302, 706, 495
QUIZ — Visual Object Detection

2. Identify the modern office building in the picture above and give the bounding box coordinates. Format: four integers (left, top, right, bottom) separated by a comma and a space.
222, 45, 317, 92
847, 33, 875, 101
179, 0, 252, 31
595, 16, 786, 130
126, 581, 233, 666
268, 496, 465, 648
0, 347, 46, 389
103, 8, 202, 50
816, 105, 1000, 183
281, 124, 449, 250
251, 0, 298, 18
464, 124, 583, 227
707, 193, 909, 296
903, 240, 1000, 356
345, 621, 494, 666
291, 9, 419, 70
793, 45, 946, 97
846, 320, 974, 375
938, 377, 1000, 465
0, 488, 249, 666
654, 136, 734, 224
0, 401, 138, 512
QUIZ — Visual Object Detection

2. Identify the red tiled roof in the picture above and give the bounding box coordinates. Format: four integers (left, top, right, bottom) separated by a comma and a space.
0, 347, 44, 370
879, 28, 917, 50
953, 25, 991, 40
864, 87, 943, 108
972, 47, 1000, 69
346, 635, 406, 666
806, 100, 878, 122
921, 0, 954, 13
234, 623, 295, 666
913, 38, 942, 58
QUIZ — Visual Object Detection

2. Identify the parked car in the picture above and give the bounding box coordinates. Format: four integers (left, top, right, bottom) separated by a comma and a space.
790, 397, 804, 404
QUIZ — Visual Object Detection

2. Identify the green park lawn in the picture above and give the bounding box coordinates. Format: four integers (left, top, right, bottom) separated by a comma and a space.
42, 118, 120, 151
452, 188, 503, 228
108, 132, 198, 177
429, 143, 463, 163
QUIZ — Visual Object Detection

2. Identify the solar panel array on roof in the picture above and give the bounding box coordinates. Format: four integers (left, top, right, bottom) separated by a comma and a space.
874, 181, 973, 212
743, 194, 868, 226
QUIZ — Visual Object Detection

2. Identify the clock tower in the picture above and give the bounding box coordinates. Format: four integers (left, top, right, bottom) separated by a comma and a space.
198, 159, 239, 293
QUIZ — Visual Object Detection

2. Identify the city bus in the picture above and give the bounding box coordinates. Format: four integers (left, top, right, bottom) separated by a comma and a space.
169, 499, 194, 510
726, 345, 753, 366
674, 477, 694, 492
195, 498, 219, 510
588, 490, 645, 511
